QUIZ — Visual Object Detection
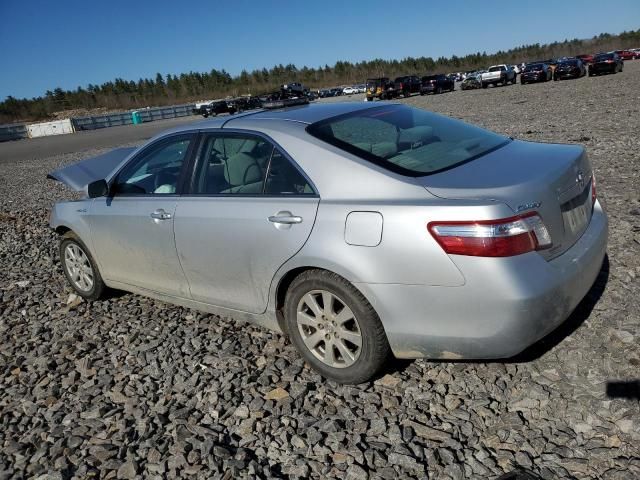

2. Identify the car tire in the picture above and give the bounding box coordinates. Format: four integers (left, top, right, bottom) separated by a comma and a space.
436, 86, 442, 94
59, 231, 106, 301
521, 80, 526, 85
283, 269, 391, 384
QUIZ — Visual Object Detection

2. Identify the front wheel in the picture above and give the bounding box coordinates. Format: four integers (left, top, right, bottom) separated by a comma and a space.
284, 270, 390, 384
60, 232, 106, 301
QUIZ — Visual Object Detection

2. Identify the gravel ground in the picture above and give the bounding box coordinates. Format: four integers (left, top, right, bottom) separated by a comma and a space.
1, 63, 639, 480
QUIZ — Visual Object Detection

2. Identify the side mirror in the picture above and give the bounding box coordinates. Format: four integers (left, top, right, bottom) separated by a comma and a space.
88, 179, 109, 198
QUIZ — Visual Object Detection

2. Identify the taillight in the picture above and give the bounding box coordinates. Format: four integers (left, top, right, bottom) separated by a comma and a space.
428, 212, 552, 257
591, 174, 597, 205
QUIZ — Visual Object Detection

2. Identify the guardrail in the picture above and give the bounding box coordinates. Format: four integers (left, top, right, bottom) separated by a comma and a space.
0, 103, 197, 142
72, 104, 196, 131
0, 123, 29, 142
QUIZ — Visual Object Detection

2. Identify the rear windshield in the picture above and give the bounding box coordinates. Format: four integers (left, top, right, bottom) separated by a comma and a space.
560, 60, 578, 66
524, 64, 543, 71
488, 66, 506, 72
595, 54, 613, 61
306, 105, 510, 177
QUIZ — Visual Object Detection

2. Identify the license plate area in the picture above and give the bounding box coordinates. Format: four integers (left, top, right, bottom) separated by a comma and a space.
561, 181, 592, 237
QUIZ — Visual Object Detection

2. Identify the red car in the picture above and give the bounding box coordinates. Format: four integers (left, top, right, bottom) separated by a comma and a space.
576, 54, 594, 64
615, 50, 635, 61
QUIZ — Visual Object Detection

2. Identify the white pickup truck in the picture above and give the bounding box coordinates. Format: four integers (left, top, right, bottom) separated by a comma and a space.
481, 64, 517, 88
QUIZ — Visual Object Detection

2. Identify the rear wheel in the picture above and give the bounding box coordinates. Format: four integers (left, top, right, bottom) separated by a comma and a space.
59, 232, 106, 301
284, 270, 390, 384
436, 86, 442, 94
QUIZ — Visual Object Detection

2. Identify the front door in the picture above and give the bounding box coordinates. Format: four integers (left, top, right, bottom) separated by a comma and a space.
89, 133, 195, 297
174, 132, 320, 313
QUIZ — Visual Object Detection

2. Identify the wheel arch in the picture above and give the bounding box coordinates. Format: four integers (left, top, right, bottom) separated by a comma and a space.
273, 263, 382, 335
55, 225, 71, 235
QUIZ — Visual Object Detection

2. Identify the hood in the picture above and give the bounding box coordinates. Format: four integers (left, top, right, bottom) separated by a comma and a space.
47, 147, 137, 191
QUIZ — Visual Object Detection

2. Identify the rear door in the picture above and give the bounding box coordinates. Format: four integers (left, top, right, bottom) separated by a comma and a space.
174, 131, 319, 313
89, 133, 196, 297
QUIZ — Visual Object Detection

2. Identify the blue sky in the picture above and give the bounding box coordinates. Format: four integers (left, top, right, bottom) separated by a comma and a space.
1, 0, 639, 100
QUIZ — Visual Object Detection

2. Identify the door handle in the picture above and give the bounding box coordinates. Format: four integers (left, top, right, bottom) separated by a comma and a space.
268, 213, 302, 224
150, 209, 172, 220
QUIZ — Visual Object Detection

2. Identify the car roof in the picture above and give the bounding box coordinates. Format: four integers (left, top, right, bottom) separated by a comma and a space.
150, 102, 393, 142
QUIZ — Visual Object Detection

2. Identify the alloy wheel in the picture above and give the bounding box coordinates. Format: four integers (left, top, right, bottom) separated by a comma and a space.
64, 243, 94, 292
296, 290, 362, 368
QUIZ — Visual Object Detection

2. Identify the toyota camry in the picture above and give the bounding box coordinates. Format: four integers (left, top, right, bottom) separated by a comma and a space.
48, 101, 608, 384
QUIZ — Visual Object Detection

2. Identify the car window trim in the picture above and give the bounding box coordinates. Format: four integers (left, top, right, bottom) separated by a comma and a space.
108, 131, 198, 198
182, 128, 319, 198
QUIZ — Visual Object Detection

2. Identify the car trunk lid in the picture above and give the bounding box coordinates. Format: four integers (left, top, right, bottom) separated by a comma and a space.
420, 140, 593, 260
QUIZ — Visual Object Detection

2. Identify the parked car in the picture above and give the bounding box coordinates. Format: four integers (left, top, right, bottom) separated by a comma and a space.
330, 88, 344, 96
589, 53, 624, 76
394, 76, 422, 97
193, 100, 236, 118
630, 48, 640, 59
554, 58, 587, 80
355, 84, 366, 93
520, 63, 552, 84
576, 54, 594, 65
318, 89, 332, 98
481, 65, 517, 88
48, 102, 608, 384
614, 50, 636, 61
420, 74, 455, 94
365, 77, 398, 101
343, 86, 358, 95
460, 73, 482, 90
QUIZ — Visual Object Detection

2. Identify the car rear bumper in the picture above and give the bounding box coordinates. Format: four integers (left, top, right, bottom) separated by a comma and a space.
357, 201, 608, 360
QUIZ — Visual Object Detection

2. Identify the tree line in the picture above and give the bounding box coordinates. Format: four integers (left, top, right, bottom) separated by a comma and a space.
2, 29, 639, 123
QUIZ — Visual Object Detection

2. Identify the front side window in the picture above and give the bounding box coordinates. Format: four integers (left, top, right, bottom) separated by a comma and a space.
192, 133, 314, 195
307, 105, 510, 176
112, 135, 192, 195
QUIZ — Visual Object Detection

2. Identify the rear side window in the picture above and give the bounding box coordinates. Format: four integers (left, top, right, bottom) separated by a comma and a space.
306, 105, 510, 176
191, 133, 314, 195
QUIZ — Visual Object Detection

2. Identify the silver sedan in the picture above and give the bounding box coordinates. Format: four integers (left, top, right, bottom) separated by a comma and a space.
49, 102, 608, 384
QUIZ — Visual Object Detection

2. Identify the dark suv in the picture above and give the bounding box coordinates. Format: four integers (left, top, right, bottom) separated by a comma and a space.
365, 77, 398, 101
420, 74, 455, 94
394, 76, 422, 97
193, 100, 236, 118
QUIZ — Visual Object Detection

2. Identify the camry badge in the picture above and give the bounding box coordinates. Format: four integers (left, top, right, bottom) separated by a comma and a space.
516, 202, 541, 212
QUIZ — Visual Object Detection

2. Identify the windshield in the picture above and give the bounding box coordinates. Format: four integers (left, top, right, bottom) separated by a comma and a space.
306, 105, 510, 177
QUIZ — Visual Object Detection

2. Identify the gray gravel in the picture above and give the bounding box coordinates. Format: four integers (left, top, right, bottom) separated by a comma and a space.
1, 63, 639, 480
